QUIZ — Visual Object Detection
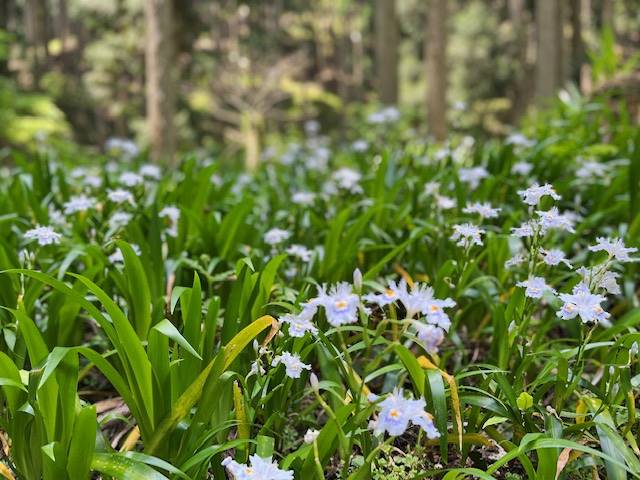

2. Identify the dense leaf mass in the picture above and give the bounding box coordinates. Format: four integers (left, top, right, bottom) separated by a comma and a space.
0, 99, 639, 479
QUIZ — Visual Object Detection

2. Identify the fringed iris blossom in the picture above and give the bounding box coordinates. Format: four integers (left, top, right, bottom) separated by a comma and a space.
363, 280, 402, 307
451, 223, 485, 248
557, 283, 610, 324
119, 171, 144, 187
463, 202, 501, 219
369, 388, 439, 439
221, 454, 293, 480
280, 311, 318, 337
589, 237, 637, 263
107, 189, 135, 205
536, 207, 576, 233
414, 323, 445, 354
272, 351, 311, 379
540, 249, 572, 267
264, 228, 291, 246
286, 244, 313, 262
24, 226, 61, 246
518, 183, 561, 205
517, 277, 556, 299
576, 267, 620, 295
159, 206, 180, 237
315, 282, 360, 326
458, 166, 488, 190
109, 211, 132, 230
63, 195, 96, 215
511, 161, 534, 175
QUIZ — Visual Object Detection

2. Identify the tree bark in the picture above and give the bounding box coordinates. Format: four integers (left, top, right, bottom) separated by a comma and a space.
0, 0, 12, 75
375, 0, 398, 105
145, 0, 176, 163
535, 0, 563, 104
601, 0, 614, 32
425, 0, 447, 141
570, 0, 585, 85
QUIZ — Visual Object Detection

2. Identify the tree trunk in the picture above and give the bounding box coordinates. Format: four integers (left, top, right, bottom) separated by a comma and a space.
601, 0, 614, 32
425, 0, 447, 141
375, 0, 398, 105
508, 0, 530, 121
0, 0, 12, 75
535, 0, 563, 104
144, 0, 176, 163
570, 0, 585, 86
25, 0, 47, 85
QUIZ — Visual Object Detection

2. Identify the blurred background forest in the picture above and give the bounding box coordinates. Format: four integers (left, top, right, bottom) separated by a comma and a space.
0, 0, 639, 166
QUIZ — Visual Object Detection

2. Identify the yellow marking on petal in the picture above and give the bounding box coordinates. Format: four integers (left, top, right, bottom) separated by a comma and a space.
335, 299, 348, 309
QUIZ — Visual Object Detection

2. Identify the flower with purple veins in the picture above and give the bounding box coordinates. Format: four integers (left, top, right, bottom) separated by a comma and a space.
518, 183, 561, 205
540, 248, 572, 267
463, 202, 501, 219
272, 351, 311, 379
517, 276, 556, 299
369, 388, 439, 439
557, 283, 610, 324
414, 323, 445, 354
280, 311, 318, 337
63, 194, 96, 215
221, 454, 293, 480
589, 237, 637, 263
24, 226, 61, 246
315, 282, 360, 326
451, 223, 485, 248
536, 207, 576, 233
264, 228, 291, 246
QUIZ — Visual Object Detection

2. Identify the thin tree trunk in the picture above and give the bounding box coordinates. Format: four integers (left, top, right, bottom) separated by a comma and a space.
570, 0, 585, 85
601, 0, 614, 32
0, 0, 12, 75
375, 0, 398, 105
25, 0, 47, 85
535, 0, 563, 104
145, 0, 176, 163
425, 0, 447, 141
56, 0, 69, 53
508, 0, 529, 121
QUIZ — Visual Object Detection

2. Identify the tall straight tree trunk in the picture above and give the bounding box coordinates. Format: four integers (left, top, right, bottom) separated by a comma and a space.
535, 0, 563, 104
145, 0, 176, 163
25, 0, 47, 85
508, 0, 530, 121
570, 0, 585, 85
374, 0, 398, 105
425, 0, 447, 141
601, 0, 614, 32
0, 0, 12, 75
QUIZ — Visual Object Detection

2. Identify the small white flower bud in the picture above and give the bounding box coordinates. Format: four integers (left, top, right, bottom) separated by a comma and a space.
304, 429, 320, 444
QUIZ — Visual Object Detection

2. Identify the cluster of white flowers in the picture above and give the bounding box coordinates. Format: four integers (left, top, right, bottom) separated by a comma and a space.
264, 228, 291, 246
107, 188, 135, 205
63, 194, 96, 215
367, 106, 400, 124
507, 183, 636, 327
119, 171, 144, 187
105, 137, 139, 158
463, 202, 501, 219
458, 166, 489, 190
